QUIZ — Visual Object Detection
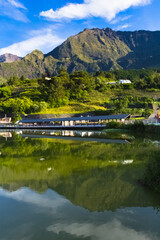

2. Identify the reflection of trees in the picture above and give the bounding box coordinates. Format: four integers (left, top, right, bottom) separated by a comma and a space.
0, 138, 155, 176
142, 153, 160, 193
0, 136, 160, 211
0, 136, 158, 164
0, 135, 159, 176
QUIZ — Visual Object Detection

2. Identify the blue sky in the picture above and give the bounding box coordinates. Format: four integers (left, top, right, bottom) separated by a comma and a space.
0, 0, 160, 57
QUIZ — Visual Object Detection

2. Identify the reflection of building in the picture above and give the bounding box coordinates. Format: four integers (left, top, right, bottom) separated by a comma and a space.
62, 131, 74, 136
0, 117, 12, 124
0, 132, 12, 138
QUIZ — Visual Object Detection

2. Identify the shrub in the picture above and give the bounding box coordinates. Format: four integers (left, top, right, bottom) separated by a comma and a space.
142, 157, 160, 192
105, 121, 122, 129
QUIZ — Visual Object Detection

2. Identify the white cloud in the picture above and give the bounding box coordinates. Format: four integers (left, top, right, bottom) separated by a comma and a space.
7, 0, 26, 9
110, 15, 132, 24
0, 0, 28, 22
40, 0, 151, 22
0, 187, 68, 212
116, 24, 132, 30
0, 28, 64, 57
47, 220, 155, 240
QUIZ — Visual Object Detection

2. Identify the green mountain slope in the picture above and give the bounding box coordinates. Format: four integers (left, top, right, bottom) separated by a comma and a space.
117, 30, 160, 69
0, 50, 59, 79
1, 28, 160, 78
48, 28, 160, 72
47, 28, 131, 72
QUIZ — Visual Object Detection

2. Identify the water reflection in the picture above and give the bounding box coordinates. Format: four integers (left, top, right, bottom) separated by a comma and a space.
0, 187, 160, 240
0, 130, 160, 240
0, 130, 131, 143
47, 220, 157, 240
0, 187, 69, 212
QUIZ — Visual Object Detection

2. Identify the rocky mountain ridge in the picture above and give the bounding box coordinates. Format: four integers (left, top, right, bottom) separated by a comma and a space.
0, 53, 21, 63
1, 28, 160, 78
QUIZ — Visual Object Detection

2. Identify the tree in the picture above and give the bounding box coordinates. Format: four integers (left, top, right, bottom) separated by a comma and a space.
70, 71, 93, 99
0, 87, 11, 98
20, 75, 26, 81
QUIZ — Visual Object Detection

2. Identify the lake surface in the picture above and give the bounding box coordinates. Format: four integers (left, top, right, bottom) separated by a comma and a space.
0, 130, 160, 240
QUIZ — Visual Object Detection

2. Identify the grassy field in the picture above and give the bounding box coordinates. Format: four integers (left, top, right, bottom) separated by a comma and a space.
36, 101, 106, 115
35, 89, 160, 115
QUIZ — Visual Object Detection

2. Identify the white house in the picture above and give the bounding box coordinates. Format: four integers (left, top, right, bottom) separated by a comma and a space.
119, 79, 131, 84
45, 77, 51, 81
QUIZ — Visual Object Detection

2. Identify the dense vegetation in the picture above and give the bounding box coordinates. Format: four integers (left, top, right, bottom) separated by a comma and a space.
0, 67, 160, 120
105, 121, 160, 134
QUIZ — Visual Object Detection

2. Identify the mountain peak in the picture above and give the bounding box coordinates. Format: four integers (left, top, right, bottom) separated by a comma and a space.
47, 26, 130, 65
24, 50, 44, 61
0, 53, 21, 63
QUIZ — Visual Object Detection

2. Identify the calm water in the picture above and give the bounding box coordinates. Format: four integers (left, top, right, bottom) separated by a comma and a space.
0, 130, 160, 240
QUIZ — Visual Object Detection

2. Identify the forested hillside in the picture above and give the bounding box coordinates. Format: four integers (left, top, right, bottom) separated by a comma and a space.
1, 68, 160, 121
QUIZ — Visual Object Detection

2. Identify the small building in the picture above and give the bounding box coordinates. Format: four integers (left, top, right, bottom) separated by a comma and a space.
119, 79, 131, 84
45, 77, 51, 81
0, 116, 12, 124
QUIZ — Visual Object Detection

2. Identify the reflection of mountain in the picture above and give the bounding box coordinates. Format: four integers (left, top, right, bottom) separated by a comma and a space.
53, 167, 160, 211
0, 134, 160, 211
0, 165, 160, 212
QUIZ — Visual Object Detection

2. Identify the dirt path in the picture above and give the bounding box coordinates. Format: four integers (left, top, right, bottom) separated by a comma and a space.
148, 109, 159, 119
